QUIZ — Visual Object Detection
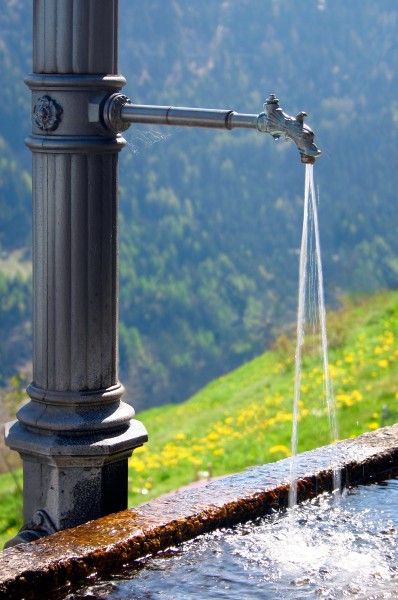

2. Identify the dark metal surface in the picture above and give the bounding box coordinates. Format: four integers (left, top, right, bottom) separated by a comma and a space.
4, 0, 147, 546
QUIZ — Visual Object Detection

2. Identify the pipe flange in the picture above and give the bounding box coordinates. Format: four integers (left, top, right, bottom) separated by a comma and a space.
103, 93, 131, 133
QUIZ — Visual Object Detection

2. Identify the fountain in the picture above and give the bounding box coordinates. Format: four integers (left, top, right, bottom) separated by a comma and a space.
1, 0, 397, 597
3, 0, 321, 548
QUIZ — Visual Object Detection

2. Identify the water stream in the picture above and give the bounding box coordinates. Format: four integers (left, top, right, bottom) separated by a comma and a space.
53, 164, 397, 600
289, 164, 339, 507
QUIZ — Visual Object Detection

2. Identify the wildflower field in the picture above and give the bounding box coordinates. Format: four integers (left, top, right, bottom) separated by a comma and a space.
1, 289, 398, 548
127, 289, 398, 504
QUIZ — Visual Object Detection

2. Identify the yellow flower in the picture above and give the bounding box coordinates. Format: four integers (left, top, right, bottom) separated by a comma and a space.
269, 445, 291, 457
213, 448, 224, 456
336, 393, 351, 405
378, 359, 389, 369
367, 422, 379, 431
351, 390, 363, 402
275, 411, 293, 423
130, 458, 146, 472
374, 346, 383, 355
174, 432, 187, 441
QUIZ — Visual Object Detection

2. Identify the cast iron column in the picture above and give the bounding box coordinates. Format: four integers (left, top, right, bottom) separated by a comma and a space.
5, 0, 147, 546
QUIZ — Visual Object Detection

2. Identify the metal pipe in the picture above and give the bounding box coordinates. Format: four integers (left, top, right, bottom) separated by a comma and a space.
121, 104, 235, 128
101, 93, 322, 163
228, 112, 261, 130
120, 104, 260, 130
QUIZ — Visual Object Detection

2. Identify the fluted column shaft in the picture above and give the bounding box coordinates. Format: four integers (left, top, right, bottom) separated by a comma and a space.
32, 152, 118, 393
33, 0, 118, 74
5, 0, 147, 545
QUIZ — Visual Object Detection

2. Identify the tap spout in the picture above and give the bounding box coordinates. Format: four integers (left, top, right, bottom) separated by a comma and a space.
257, 94, 322, 164
99, 93, 321, 163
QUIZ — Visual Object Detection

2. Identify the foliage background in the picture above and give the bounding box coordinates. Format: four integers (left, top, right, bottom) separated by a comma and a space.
1, 0, 398, 409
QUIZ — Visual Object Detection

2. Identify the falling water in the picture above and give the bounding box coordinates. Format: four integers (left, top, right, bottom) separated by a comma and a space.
289, 165, 339, 508
310, 166, 340, 496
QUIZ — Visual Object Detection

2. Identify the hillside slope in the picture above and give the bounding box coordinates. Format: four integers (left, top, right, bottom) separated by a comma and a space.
128, 289, 398, 504
1, 288, 398, 548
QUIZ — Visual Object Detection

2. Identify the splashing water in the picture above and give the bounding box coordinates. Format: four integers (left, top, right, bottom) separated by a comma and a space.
289, 164, 339, 508
62, 479, 398, 599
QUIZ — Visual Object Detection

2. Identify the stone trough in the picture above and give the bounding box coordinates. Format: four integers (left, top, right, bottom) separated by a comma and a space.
1, 424, 397, 599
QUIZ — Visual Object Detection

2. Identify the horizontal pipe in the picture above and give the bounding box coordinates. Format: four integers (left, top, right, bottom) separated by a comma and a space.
228, 112, 260, 129
103, 94, 322, 162
120, 104, 261, 131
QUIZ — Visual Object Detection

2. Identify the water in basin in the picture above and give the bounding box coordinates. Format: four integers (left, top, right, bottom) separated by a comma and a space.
62, 477, 398, 599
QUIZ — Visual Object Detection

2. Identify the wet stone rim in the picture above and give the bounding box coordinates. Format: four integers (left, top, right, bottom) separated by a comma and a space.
1, 424, 398, 599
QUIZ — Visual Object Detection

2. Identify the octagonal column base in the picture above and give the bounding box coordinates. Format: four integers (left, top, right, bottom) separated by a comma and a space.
4, 419, 147, 548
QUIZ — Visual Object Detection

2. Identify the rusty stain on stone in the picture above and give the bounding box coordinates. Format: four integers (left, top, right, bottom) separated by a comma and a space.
1, 425, 398, 599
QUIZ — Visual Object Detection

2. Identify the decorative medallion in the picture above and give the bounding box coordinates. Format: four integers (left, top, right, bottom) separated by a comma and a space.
33, 95, 63, 131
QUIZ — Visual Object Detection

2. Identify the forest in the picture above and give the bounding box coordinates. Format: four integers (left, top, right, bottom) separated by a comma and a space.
1, 0, 398, 409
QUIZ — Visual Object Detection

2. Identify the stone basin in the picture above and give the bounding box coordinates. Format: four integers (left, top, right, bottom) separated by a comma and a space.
0, 424, 397, 599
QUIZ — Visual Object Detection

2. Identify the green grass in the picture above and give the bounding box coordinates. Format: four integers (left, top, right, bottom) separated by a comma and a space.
0, 469, 22, 549
1, 288, 398, 548
127, 289, 398, 504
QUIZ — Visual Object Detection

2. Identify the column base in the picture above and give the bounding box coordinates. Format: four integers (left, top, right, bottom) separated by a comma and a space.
4, 418, 148, 547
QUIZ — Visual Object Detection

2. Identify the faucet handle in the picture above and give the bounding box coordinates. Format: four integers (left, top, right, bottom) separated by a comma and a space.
265, 93, 279, 106
295, 111, 307, 124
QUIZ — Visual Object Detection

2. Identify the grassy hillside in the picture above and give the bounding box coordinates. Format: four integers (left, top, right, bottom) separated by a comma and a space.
127, 289, 398, 504
1, 289, 398, 548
